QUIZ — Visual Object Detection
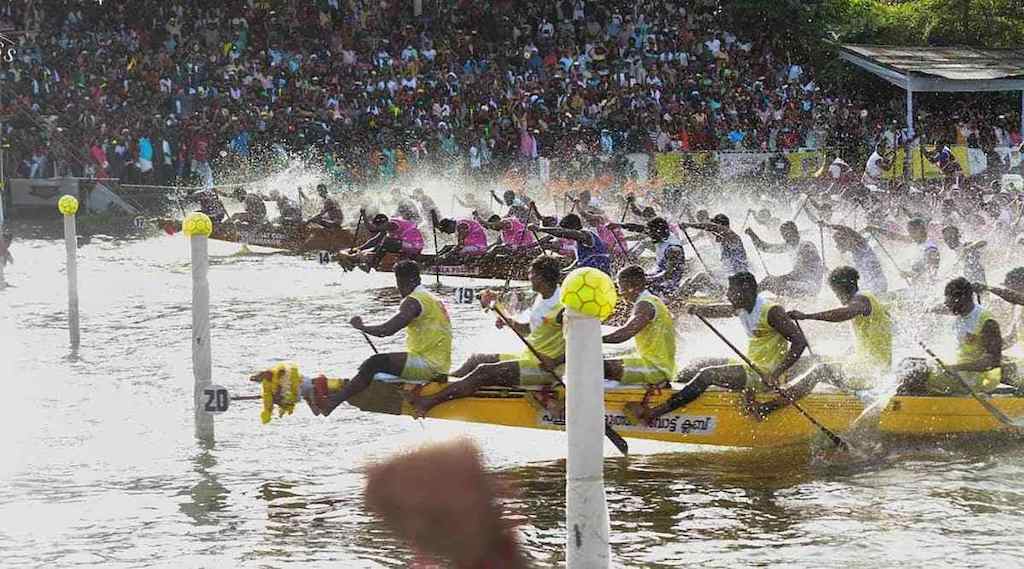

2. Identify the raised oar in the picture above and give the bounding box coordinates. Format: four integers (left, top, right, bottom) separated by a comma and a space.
693, 313, 849, 450
489, 302, 629, 455
870, 233, 913, 287
791, 194, 811, 223
679, 226, 709, 273
431, 215, 442, 285
919, 343, 1024, 429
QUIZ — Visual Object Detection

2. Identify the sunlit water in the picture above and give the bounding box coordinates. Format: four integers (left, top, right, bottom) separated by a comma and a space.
2, 219, 1024, 569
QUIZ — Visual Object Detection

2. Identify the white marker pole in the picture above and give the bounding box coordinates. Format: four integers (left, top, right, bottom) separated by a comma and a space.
184, 212, 215, 443
58, 195, 80, 349
564, 308, 611, 568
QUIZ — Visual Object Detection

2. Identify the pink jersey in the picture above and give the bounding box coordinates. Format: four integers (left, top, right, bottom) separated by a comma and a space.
501, 217, 536, 249
596, 223, 628, 256
457, 219, 488, 255
389, 218, 424, 255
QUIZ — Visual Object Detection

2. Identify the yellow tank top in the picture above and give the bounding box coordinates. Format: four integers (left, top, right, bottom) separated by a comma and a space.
956, 305, 1001, 390
524, 303, 565, 362
850, 292, 893, 372
738, 296, 788, 378
406, 287, 452, 374
634, 291, 677, 377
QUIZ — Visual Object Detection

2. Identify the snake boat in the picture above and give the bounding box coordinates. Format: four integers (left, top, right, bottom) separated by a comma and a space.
323, 376, 1024, 448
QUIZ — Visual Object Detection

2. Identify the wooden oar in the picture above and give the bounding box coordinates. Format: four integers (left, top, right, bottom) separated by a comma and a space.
919, 343, 1023, 429
791, 194, 811, 222
753, 244, 773, 278
870, 233, 913, 287
679, 226, 709, 273
490, 303, 629, 455
693, 313, 849, 450
819, 223, 828, 273
430, 212, 441, 285
362, 331, 379, 354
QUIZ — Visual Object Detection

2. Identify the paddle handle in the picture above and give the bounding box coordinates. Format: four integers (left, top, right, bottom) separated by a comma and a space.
362, 331, 379, 354
680, 226, 709, 273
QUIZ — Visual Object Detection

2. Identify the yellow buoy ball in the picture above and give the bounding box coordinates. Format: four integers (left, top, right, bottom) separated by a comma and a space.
57, 195, 79, 216
182, 212, 214, 237
560, 267, 618, 321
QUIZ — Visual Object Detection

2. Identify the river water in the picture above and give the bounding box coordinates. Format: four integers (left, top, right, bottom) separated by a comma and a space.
2, 221, 1024, 568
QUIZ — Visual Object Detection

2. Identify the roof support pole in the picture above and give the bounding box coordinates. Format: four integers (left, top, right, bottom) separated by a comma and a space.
906, 85, 915, 139
1020, 90, 1023, 139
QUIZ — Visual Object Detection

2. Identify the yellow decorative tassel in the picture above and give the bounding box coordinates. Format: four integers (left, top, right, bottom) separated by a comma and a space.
260, 362, 301, 424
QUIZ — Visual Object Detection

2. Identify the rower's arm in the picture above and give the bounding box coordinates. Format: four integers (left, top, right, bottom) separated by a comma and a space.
949, 319, 1002, 373
745, 229, 788, 254
681, 222, 723, 235
360, 296, 423, 337
602, 301, 655, 344
791, 295, 870, 323
865, 226, 912, 244
534, 226, 593, 246
478, 218, 504, 231
765, 306, 808, 382
616, 222, 648, 234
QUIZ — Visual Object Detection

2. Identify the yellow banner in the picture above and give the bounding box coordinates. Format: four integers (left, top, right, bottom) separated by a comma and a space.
654, 153, 683, 185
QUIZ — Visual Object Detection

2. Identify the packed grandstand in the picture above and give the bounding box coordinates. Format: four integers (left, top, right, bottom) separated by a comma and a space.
0, 0, 1021, 192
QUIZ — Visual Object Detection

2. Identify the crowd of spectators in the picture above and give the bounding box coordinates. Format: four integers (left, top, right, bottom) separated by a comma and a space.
0, 0, 1020, 189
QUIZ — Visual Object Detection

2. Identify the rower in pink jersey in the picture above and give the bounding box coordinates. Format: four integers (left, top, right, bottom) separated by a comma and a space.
335, 213, 425, 271
389, 217, 426, 256
476, 213, 540, 264
582, 209, 629, 258
434, 213, 489, 262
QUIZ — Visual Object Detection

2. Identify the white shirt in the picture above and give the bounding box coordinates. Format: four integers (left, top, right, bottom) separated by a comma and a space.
865, 151, 885, 178
737, 295, 768, 338
530, 287, 562, 332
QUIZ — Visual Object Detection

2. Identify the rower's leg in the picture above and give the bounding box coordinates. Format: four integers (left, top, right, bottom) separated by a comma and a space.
603, 359, 624, 381
633, 364, 745, 422
752, 363, 833, 420
409, 361, 520, 416
675, 358, 731, 383
450, 353, 501, 378
320, 352, 407, 416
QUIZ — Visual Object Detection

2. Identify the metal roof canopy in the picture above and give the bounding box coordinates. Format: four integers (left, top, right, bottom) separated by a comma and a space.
839, 44, 1024, 91
839, 44, 1024, 138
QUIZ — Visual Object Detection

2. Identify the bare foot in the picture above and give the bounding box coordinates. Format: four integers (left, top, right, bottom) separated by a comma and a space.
623, 401, 653, 426
403, 389, 433, 419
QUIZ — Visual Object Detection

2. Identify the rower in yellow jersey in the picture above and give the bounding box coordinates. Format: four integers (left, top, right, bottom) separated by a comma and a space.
899, 277, 1002, 395
408, 256, 566, 416
784, 266, 893, 396
602, 265, 677, 384
626, 271, 809, 424
975, 267, 1024, 388
974, 267, 1024, 350
296, 260, 452, 416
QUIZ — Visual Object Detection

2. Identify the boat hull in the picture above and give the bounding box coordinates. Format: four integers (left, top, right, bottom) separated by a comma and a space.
158, 219, 363, 252
345, 381, 1024, 448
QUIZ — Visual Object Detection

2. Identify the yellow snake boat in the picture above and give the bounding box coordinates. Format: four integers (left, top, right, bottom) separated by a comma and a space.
334, 376, 1024, 448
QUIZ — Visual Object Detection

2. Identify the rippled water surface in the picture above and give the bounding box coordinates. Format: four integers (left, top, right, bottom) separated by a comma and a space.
3, 223, 1024, 568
